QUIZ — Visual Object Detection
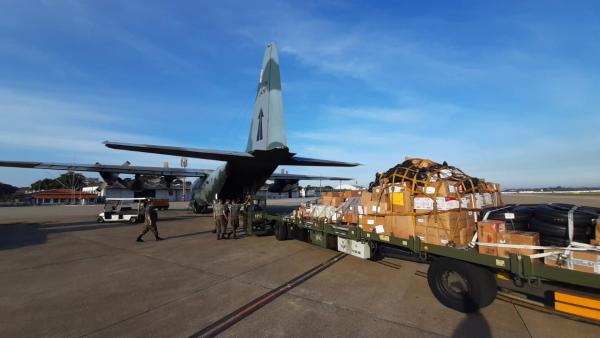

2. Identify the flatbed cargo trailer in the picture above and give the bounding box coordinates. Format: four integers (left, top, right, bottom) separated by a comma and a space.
265, 215, 600, 322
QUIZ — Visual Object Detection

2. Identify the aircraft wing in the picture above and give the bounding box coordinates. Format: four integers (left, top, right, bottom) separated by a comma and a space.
280, 156, 360, 167
0, 161, 212, 177
269, 173, 354, 181
104, 141, 254, 161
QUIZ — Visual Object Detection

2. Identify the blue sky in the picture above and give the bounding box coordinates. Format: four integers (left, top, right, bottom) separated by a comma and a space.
0, 1, 599, 188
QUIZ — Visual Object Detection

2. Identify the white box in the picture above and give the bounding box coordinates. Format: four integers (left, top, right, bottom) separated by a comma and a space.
350, 240, 371, 259
337, 237, 351, 254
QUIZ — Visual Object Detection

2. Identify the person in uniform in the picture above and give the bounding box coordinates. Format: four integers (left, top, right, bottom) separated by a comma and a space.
214, 199, 228, 240
229, 199, 241, 239
137, 199, 164, 242
223, 199, 232, 238
211, 199, 219, 234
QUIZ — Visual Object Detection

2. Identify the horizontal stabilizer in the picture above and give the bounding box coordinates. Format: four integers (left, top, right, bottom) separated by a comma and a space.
280, 156, 360, 167
0, 161, 212, 177
269, 173, 354, 181
104, 141, 254, 162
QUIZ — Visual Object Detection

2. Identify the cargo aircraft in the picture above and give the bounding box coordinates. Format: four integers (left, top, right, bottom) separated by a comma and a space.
0, 43, 358, 212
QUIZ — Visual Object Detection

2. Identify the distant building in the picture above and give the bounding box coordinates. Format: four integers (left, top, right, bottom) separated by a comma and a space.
28, 189, 99, 205
82, 182, 192, 202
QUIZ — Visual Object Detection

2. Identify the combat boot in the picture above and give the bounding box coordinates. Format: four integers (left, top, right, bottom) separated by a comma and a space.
136, 236, 144, 243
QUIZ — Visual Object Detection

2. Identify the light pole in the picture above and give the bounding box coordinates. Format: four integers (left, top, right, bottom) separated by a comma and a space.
180, 157, 188, 201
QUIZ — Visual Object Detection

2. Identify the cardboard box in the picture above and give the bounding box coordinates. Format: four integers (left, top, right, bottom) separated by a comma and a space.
503, 231, 540, 262
371, 186, 384, 202
360, 191, 372, 205
414, 211, 470, 230
364, 200, 388, 215
421, 180, 460, 197
385, 182, 412, 213
596, 219, 600, 242
545, 250, 600, 274
477, 220, 507, 256
415, 225, 464, 246
342, 211, 359, 224
361, 215, 385, 233
385, 215, 415, 239
412, 211, 472, 246
413, 196, 460, 211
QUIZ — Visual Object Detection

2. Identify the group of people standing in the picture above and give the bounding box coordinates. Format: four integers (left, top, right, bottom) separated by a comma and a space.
212, 199, 243, 240
135, 197, 249, 242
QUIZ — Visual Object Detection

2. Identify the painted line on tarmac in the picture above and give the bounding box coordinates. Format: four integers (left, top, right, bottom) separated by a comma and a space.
188, 252, 347, 338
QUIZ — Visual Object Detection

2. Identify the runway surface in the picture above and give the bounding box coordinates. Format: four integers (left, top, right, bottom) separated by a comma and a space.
1, 195, 599, 337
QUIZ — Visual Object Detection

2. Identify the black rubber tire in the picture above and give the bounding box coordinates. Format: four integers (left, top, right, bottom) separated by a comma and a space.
274, 221, 288, 241
427, 257, 497, 313
501, 220, 529, 231
540, 236, 570, 247
129, 217, 137, 224
533, 205, 597, 227
193, 202, 206, 214
97, 217, 104, 223
529, 218, 592, 239
480, 205, 534, 223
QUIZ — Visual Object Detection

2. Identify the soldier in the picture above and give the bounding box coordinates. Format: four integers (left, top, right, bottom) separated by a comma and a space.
223, 199, 231, 238
214, 199, 228, 240
211, 199, 219, 234
137, 199, 164, 242
229, 198, 241, 239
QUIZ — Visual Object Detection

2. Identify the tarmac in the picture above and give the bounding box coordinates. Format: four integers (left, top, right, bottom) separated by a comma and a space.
1, 195, 599, 337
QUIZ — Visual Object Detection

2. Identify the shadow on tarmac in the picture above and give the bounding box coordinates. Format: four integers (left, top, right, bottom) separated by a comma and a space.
0, 223, 47, 250
0, 214, 205, 250
451, 311, 491, 338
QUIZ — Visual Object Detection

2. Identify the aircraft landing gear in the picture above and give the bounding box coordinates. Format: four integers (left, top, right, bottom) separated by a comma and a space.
193, 201, 208, 214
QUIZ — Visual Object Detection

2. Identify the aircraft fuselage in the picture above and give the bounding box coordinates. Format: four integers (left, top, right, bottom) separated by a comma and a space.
190, 147, 290, 211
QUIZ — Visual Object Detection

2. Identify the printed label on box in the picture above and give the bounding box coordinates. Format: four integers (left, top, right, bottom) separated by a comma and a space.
375, 225, 385, 234
425, 186, 436, 194
414, 197, 434, 210
504, 213, 515, 220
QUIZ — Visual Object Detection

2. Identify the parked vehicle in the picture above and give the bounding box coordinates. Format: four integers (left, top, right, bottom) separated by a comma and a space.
97, 198, 146, 223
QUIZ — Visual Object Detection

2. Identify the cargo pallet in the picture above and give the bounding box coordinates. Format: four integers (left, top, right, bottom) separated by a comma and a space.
264, 215, 600, 323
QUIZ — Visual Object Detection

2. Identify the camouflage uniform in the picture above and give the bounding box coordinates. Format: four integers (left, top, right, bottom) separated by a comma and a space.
137, 203, 162, 241
229, 202, 241, 239
213, 200, 227, 240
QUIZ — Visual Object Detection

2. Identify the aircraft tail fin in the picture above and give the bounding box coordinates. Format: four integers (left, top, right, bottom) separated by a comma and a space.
246, 42, 287, 152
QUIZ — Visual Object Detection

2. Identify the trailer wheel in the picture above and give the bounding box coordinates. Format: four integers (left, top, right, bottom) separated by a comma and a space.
427, 258, 497, 313
274, 221, 288, 241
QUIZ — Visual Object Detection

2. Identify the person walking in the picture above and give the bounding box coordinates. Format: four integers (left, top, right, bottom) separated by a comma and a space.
137, 199, 163, 242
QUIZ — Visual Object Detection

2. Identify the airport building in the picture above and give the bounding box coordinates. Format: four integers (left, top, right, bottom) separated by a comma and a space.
27, 188, 99, 205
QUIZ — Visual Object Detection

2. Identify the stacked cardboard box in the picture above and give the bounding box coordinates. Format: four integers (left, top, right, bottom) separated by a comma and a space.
477, 220, 541, 261
354, 180, 476, 246
414, 211, 476, 246
544, 250, 600, 274
297, 158, 505, 247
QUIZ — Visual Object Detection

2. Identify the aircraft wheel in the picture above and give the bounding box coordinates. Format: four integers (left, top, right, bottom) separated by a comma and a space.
193, 202, 202, 214
274, 221, 288, 241
427, 257, 497, 313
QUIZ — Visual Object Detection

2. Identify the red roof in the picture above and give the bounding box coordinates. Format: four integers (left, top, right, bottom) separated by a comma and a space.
30, 189, 98, 199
